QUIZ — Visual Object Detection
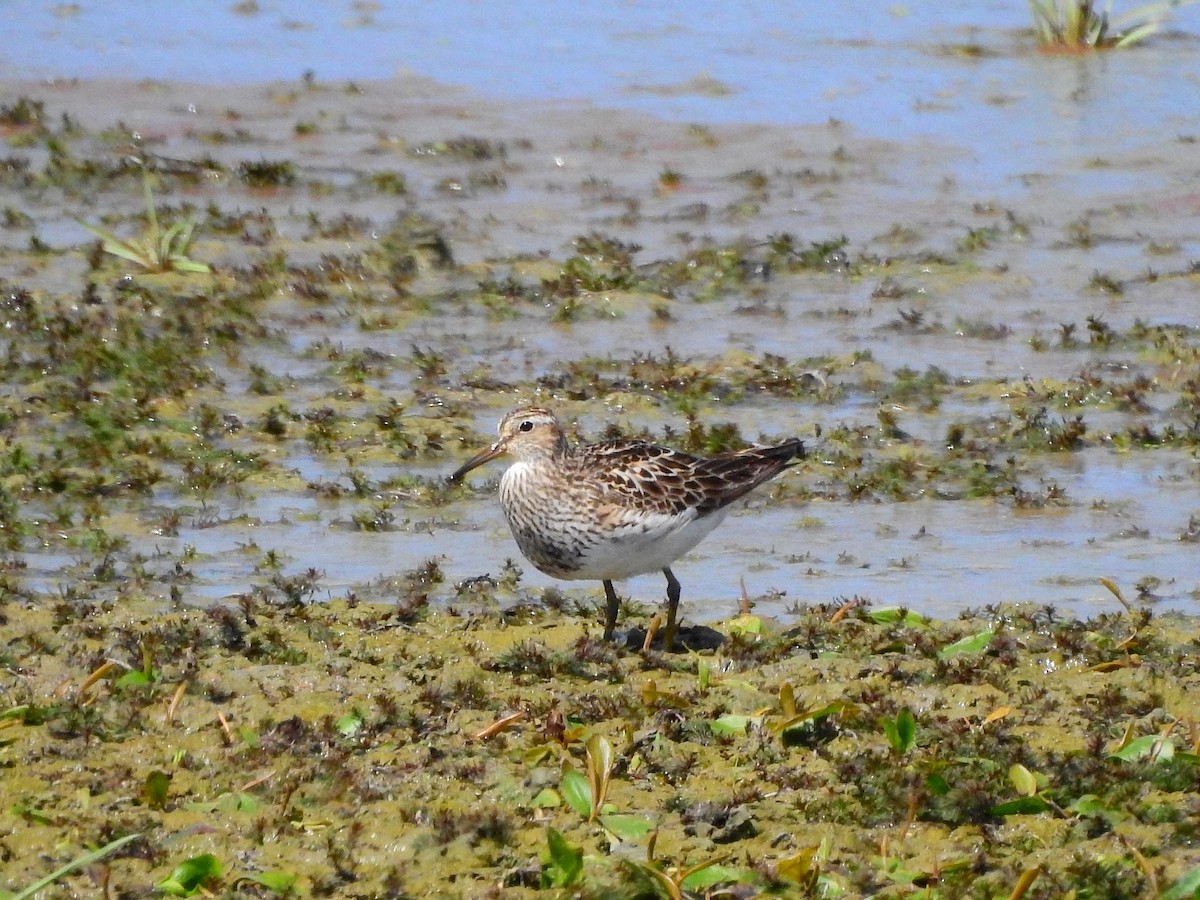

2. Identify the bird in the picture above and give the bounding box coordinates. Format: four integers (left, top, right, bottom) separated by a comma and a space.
448, 406, 804, 649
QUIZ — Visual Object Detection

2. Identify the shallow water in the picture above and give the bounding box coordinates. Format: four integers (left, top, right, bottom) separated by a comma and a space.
6, 1, 1200, 195
2, 5, 1198, 621
430, 443, 1200, 623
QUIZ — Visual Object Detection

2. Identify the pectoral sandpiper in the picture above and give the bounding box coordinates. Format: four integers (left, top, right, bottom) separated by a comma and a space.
449, 406, 804, 648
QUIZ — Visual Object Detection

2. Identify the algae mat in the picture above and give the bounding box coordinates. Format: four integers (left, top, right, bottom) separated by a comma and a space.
3, 596, 1200, 897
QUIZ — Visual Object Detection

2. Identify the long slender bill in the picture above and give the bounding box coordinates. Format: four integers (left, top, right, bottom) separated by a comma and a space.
449, 442, 506, 483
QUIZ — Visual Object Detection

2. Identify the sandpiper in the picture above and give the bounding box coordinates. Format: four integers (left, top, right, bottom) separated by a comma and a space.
449, 406, 804, 648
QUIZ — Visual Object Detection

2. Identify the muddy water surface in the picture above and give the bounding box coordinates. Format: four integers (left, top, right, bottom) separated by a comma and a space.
1, 69, 1198, 621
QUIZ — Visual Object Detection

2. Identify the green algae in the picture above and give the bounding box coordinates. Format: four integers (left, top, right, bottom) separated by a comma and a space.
3, 596, 1199, 897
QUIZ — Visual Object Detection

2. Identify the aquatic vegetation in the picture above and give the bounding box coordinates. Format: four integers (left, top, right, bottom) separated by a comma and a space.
1028, 0, 1196, 49
76, 172, 211, 274
237, 158, 297, 187
409, 135, 507, 161
3, 588, 1200, 895
0, 75, 1198, 898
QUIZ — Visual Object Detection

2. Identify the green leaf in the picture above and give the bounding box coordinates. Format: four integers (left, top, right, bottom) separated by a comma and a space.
937, 628, 994, 660
1110, 734, 1175, 763
867, 607, 929, 626
1008, 763, 1038, 797
159, 221, 187, 256
172, 258, 212, 274
1, 704, 30, 722
244, 871, 297, 894
991, 795, 1052, 816
585, 733, 614, 813
335, 711, 364, 737
560, 770, 593, 818
882, 707, 916, 754
115, 668, 154, 689
541, 827, 583, 888
143, 770, 171, 810
682, 863, 747, 890
710, 714, 752, 736
1161, 863, 1200, 900
188, 791, 259, 815
102, 240, 152, 266
599, 813, 653, 841
531, 787, 561, 808
235, 791, 260, 813
157, 854, 222, 897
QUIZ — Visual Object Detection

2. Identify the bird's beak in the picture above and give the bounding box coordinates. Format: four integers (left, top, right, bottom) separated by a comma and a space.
448, 440, 506, 484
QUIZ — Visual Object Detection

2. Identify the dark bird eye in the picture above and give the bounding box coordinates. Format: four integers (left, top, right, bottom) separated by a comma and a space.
518, 420, 534, 432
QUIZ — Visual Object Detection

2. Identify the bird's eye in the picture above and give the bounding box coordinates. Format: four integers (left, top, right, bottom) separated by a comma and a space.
518, 420, 534, 432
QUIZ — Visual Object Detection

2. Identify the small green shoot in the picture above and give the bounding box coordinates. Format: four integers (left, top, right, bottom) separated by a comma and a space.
696, 658, 711, 691
335, 709, 365, 737
780, 682, 797, 718
680, 862, 748, 892
157, 853, 223, 897
560, 734, 617, 821
585, 732, 614, 819
185, 791, 260, 814
540, 827, 584, 888
76, 172, 211, 274
620, 852, 739, 900
559, 734, 652, 841
115, 641, 160, 689
8, 800, 53, 825
991, 764, 1062, 816
772, 698, 853, 747
530, 787, 561, 809
881, 707, 917, 756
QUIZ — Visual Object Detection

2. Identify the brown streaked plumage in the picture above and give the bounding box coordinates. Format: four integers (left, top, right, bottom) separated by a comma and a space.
449, 406, 804, 648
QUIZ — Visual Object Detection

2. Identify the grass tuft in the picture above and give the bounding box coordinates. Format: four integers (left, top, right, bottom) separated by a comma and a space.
76, 172, 210, 274
1028, 0, 1196, 50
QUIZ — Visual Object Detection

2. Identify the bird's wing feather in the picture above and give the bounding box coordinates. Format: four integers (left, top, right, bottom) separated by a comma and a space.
574, 439, 804, 517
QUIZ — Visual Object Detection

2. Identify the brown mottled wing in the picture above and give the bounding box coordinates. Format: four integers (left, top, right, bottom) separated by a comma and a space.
574, 439, 804, 517
691, 440, 805, 513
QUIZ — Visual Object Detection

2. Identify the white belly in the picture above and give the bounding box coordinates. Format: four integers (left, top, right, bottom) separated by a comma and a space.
552, 507, 728, 581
